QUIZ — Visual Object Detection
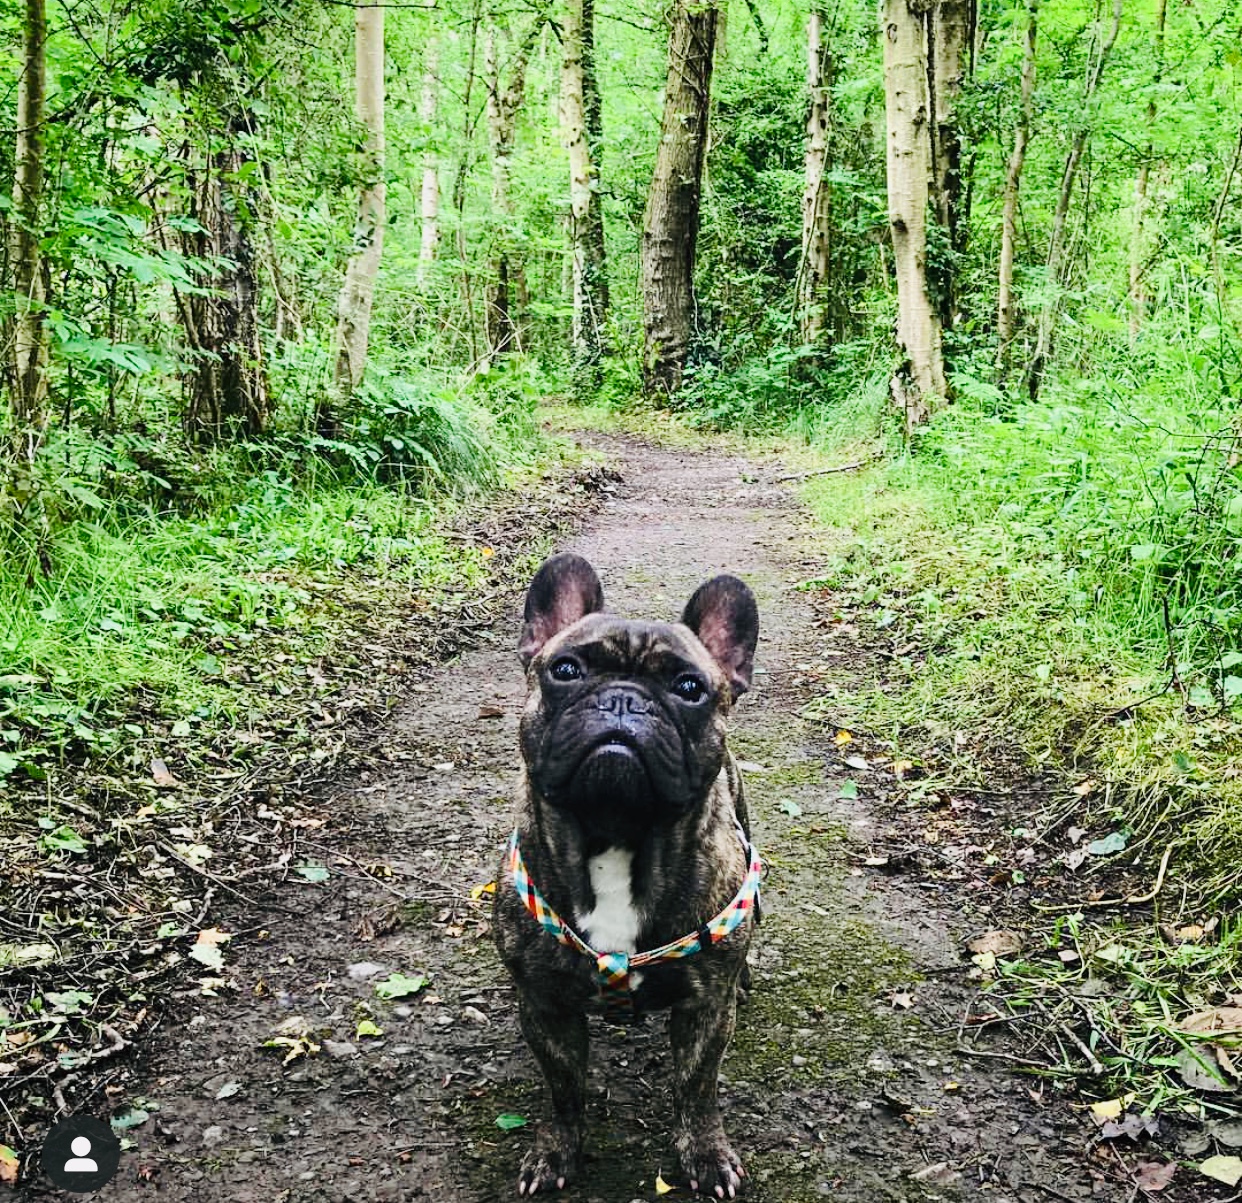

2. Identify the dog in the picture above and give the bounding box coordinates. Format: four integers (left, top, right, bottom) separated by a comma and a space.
494, 553, 760, 1198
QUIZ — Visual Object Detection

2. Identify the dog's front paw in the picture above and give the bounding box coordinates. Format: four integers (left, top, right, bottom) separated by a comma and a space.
678, 1131, 746, 1199
517, 1124, 581, 1196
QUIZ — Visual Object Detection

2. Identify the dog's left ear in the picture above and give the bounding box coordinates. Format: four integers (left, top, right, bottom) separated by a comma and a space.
519, 553, 605, 668
681, 575, 759, 698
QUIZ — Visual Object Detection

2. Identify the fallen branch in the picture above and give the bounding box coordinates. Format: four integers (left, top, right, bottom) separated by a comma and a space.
777, 458, 873, 482
1031, 844, 1174, 913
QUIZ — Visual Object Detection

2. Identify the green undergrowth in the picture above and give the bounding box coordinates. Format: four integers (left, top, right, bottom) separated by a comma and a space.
797, 357, 1242, 1125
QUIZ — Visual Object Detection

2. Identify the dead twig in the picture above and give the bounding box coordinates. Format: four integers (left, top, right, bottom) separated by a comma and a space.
1031, 844, 1174, 913
777, 458, 872, 482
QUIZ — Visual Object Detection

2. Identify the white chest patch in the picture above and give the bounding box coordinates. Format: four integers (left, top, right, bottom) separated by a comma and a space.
577, 848, 641, 955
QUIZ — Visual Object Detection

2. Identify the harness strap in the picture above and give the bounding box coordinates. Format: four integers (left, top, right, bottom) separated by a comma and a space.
506, 826, 762, 1020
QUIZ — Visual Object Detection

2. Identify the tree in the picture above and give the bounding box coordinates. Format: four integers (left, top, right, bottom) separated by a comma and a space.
418, 0, 441, 288
561, 0, 609, 392
882, 0, 946, 428
181, 106, 271, 441
484, 14, 543, 363
798, 5, 834, 346
640, 0, 719, 397
1026, 0, 1122, 398
9, 0, 49, 464
1129, 0, 1168, 341
997, 0, 1039, 372
332, 1, 387, 407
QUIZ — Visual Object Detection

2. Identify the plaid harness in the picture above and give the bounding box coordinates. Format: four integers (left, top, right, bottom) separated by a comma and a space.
506, 826, 762, 1021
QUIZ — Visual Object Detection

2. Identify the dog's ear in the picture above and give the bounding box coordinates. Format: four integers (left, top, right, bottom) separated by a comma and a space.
681, 575, 759, 698
519, 554, 605, 667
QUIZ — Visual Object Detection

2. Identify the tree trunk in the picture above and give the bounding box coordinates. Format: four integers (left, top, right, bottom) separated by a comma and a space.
1129, 0, 1167, 341
798, 6, 834, 346
331, 2, 386, 412
182, 110, 271, 442
485, 16, 541, 363
561, 0, 610, 393
9, 0, 49, 464
997, 0, 1038, 372
883, 0, 946, 429
1026, 0, 1121, 398
926, 0, 974, 328
640, 0, 719, 398
418, 1, 440, 288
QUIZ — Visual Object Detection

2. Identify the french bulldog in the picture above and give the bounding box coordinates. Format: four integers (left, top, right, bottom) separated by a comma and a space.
494, 553, 760, 1198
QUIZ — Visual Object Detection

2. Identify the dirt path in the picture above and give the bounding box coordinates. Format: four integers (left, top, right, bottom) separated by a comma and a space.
24, 436, 1120, 1203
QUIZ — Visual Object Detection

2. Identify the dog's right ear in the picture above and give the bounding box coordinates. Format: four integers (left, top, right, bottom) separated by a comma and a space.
519, 553, 605, 667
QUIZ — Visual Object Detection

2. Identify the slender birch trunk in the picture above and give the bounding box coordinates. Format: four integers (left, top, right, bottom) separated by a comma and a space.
9, 0, 49, 463
640, 0, 719, 397
1027, 0, 1121, 398
883, 0, 946, 428
561, 0, 609, 393
1129, 0, 1167, 341
798, 6, 834, 346
418, 1, 441, 288
997, 0, 1038, 371
331, 2, 386, 411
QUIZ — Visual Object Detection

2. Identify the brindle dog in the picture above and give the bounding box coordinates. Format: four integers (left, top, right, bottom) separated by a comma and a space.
494, 553, 759, 1198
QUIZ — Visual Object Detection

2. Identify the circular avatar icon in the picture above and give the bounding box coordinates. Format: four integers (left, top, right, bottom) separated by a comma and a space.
41, 1115, 122, 1193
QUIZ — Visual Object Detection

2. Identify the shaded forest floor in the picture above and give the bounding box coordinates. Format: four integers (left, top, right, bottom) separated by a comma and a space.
8, 430, 1229, 1201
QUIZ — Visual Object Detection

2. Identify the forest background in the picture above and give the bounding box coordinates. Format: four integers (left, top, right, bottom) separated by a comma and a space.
2, 0, 1242, 1144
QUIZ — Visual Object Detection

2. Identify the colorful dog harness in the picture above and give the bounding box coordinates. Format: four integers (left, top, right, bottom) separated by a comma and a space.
506, 826, 762, 1021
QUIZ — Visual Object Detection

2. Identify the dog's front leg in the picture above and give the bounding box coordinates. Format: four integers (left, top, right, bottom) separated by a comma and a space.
669, 986, 745, 1198
515, 990, 588, 1195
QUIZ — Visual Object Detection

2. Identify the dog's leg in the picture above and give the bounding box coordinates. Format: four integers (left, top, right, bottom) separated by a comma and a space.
669, 988, 745, 1198
515, 991, 588, 1195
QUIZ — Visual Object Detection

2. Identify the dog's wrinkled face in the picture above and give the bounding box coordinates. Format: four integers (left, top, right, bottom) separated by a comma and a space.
518, 554, 758, 847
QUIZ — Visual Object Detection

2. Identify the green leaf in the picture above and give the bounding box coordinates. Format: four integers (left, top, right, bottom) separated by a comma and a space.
837, 779, 859, 800
294, 862, 330, 884
1087, 831, 1127, 856
39, 825, 87, 855
778, 798, 802, 817
495, 1113, 528, 1131
375, 972, 428, 1000
1128, 543, 1167, 563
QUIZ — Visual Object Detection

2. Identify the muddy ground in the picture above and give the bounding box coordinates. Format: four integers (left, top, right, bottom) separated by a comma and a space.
18, 435, 1151, 1202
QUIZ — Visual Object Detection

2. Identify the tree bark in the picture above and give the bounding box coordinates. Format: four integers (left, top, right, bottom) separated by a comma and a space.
798, 6, 834, 346
561, 0, 609, 393
485, 16, 542, 363
331, 1, 386, 411
418, 0, 441, 288
182, 110, 271, 442
1026, 0, 1121, 398
1128, 0, 1167, 341
640, 0, 719, 398
997, 0, 1038, 372
9, 0, 49, 463
883, 0, 946, 429
926, 0, 974, 328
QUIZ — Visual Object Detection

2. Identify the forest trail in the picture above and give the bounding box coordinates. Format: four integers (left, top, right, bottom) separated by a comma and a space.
26, 434, 1123, 1203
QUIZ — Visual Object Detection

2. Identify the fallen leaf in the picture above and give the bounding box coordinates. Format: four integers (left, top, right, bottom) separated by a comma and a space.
910, 1162, 961, 1186
477, 704, 505, 719
1073, 778, 1097, 797
655, 1172, 674, 1195
1090, 1095, 1135, 1121
375, 972, 429, 1001
1134, 1161, 1176, 1191
893, 760, 914, 778
1200, 1155, 1242, 1187
890, 991, 916, 1009
470, 880, 496, 901
966, 930, 1022, 957
779, 798, 803, 818
1066, 826, 1087, 844
1180, 1007, 1242, 1037
1087, 831, 1128, 856
844, 755, 869, 770
1175, 1046, 1235, 1092
215, 1081, 242, 1100
356, 1019, 383, 1038
294, 862, 330, 884
150, 757, 179, 788
837, 779, 859, 800
0, 1145, 17, 1186
834, 730, 853, 745
735, 760, 767, 773
196, 928, 232, 947
495, 1113, 527, 1131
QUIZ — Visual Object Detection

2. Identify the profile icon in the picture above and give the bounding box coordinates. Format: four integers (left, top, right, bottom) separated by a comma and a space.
40, 1115, 121, 1192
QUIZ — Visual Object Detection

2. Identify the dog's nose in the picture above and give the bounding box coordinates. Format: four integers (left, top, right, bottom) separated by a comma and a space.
595, 688, 653, 717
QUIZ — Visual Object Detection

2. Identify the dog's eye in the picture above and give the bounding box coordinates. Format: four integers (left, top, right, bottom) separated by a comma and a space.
549, 657, 583, 682
672, 674, 707, 703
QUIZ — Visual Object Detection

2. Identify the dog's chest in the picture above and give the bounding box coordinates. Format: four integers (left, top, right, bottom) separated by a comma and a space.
576, 849, 641, 954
